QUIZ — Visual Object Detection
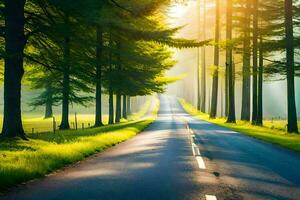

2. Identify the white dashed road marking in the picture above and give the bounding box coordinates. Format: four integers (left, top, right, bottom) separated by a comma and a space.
193, 146, 200, 156
185, 122, 217, 200
196, 156, 206, 169
205, 195, 217, 200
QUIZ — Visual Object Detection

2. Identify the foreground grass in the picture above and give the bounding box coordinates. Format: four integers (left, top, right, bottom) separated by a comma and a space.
0, 98, 159, 191
179, 99, 300, 152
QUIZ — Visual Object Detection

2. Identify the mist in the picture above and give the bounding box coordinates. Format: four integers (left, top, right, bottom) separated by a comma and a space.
165, 0, 300, 119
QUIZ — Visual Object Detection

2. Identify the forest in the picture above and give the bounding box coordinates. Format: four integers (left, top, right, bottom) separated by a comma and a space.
0, 0, 299, 196
0, 0, 205, 139
171, 0, 299, 134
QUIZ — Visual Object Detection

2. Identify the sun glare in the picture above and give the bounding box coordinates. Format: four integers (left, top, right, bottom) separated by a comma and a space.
169, 4, 187, 18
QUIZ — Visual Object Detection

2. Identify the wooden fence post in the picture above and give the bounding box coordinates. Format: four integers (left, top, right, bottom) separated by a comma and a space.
53, 116, 56, 134
75, 112, 78, 130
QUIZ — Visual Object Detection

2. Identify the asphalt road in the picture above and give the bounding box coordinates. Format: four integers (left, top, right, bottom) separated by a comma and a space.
2, 95, 300, 200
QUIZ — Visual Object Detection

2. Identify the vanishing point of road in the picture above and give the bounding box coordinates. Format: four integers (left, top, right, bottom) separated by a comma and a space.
2, 95, 300, 200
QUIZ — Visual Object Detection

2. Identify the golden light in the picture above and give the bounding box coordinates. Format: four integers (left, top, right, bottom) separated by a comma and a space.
168, 4, 187, 18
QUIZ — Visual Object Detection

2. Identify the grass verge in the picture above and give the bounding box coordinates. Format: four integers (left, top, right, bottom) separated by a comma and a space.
179, 99, 300, 152
0, 97, 159, 191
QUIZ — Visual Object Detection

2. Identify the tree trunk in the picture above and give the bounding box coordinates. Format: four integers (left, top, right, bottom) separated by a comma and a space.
252, 0, 258, 125
127, 96, 131, 115
108, 87, 114, 125
284, 0, 298, 133
115, 92, 121, 123
44, 83, 53, 119
108, 32, 114, 125
123, 95, 127, 119
196, 0, 201, 111
1, 0, 26, 138
59, 36, 70, 130
225, 58, 229, 117
226, 0, 236, 123
200, 0, 206, 113
210, 0, 220, 119
197, 47, 201, 110
95, 26, 103, 127
257, 35, 263, 126
241, 0, 251, 121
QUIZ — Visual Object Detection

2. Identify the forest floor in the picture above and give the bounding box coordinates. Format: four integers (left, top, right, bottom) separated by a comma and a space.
179, 99, 300, 152
0, 98, 159, 191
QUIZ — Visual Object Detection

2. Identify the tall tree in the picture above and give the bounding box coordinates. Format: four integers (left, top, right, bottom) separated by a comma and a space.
60, 29, 71, 130
1, 0, 26, 138
197, 0, 201, 110
257, 34, 263, 125
108, 31, 114, 125
210, 0, 220, 118
115, 41, 122, 123
94, 26, 104, 127
284, 0, 298, 133
226, 0, 236, 123
252, 0, 259, 125
241, 0, 251, 121
200, 0, 206, 113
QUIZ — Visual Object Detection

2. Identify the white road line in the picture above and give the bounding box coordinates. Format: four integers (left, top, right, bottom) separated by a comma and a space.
188, 128, 206, 169
192, 145, 196, 156
196, 156, 206, 169
194, 146, 200, 156
190, 137, 194, 145
205, 195, 217, 200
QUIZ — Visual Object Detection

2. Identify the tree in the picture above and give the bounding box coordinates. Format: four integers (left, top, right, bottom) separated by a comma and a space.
226, 0, 236, 123
210, 0, 220, 119
257, 33, 263, 125
95, 26, 104, 127
284, 0, 298, 133
1, 0, 26, 138
200, 0, 207, 113
196, 0, 201, 110
122, 95, 127, 119
27, 67, 60, 118
252, 0, 259, 125
240, 0, 251, 121
256, 0, 299, 129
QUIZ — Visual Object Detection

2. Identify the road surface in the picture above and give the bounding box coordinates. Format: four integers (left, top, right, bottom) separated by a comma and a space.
1, 95, 300, 200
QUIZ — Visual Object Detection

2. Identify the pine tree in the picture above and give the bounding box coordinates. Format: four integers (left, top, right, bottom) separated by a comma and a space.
226, 0, 236, 123
1, 0, 26, 138
240, 0, 251, 121
200, 0, 207, 113
210, 0, 220, 119
284, 0, 298, 133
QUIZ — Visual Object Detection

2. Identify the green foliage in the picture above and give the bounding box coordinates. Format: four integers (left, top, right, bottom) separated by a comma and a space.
16, 0, 205, 119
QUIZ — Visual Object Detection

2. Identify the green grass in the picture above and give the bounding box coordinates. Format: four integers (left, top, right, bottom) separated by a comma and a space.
0, 97, 159, 191
179, 99, 300, 152
0, 115, 108, 134
0, 99, 153, 134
